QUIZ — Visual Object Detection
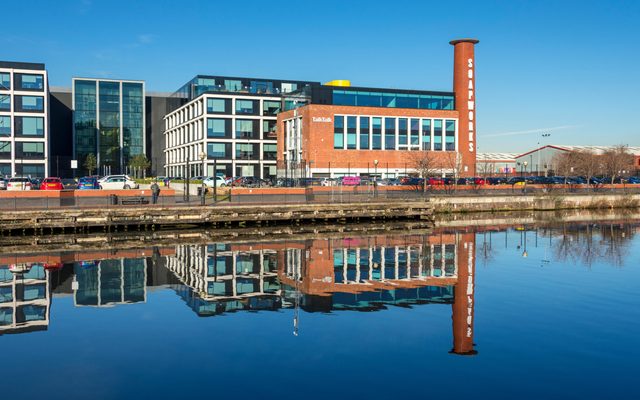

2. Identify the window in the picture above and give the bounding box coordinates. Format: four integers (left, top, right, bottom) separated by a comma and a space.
262, 120, 276, 138
372, 117, 382, 150
235, 119, 258, 139
250, 81, 273, 94
410, 119, 420, 146
445, 120, 456, 151
281, 83, 298, 93
263, 144, 277, 160
207, 143, 229, 159
263, 100, 281, 116
207, 118, 229, 138
422, 119, 432, 150
347, 116, 357, 149
15, 116, 44, 136
333, 116, 344, 149
359, 117, 370, 150
433, 120, 443, 151
0, 73, 9, 90
332, 90, 455, 110
0, 116, 10, 136
235, 99, 256, 115
17, 164, 44, 178
0, 95, 9, 111
17, 74, 44, 90
398, 118, 408, 146
0, 141, 10, 158
224, 79, 243, 91
16, 142, 45, 158
236, 143, 256, 159
207, 98, 227, 113
384, 118, 396, 150
18, 96, 44, 112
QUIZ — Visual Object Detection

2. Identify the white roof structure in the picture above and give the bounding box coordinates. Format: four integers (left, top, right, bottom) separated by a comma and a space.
547, 145, 640, 156
476, 152, 519, 162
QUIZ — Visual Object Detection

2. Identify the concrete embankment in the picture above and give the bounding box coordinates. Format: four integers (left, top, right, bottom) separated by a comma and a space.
430, 193, 640, 213
0, 201, 433, 234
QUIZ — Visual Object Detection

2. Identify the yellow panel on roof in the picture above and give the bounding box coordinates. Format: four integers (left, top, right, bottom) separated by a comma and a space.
324, 80, 351, 87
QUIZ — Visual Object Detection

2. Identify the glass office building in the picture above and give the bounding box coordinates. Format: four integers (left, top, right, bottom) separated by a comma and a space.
0, 61, 48, 178
73, 78, 145, 175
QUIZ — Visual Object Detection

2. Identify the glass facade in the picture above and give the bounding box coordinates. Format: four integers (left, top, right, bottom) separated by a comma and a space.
333, 90, 454, 110
0, 116, 10, 136
332, 115, 455, 153
15, 73, 44, 91
99, 81, 120, 172
384, 118, 396, 150
0, 73, 9, 90
207, 118, 229, 138
0, 95, 10, 111
0, 141, 10, 158
74, 79, 144, 174
207, 143, 229, 159
16, 142, 45, 159
15, 116, 44, 137
16, 95, 44, 112
359, 117, 370, 150
334, 116, 344, 149
74, 80, 97, 168
122, 82, 144, 166
346, 116, 357, 149
263, 100, 280, 116
207, 98, 227, 113
235, 99, 257, 115
235, 119, 258, 139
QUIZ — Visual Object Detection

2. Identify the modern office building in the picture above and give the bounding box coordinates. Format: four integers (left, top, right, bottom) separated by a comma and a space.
72, 78, 145, 175
163, 76, 317, 179
277, 39, 479, 178
0, 61, 49, 178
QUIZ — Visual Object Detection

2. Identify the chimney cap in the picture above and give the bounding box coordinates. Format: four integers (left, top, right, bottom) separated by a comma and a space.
450, 38, 480, 45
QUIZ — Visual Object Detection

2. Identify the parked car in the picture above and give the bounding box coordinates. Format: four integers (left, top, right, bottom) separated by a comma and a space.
30, 178, 42, 190
98, 174, 135, 183
203, 176, 227, 188
427, 177, 444, 186
40, 177, 64, 190
341, 176, 361, 186
0, 178, 6, 190
486, 177, 508, 185
61, 178, 78, 190
7, 177, 33, 191
627, 176, 640, 184
77, 176, 100, 190
507, 177, 526, 185
99, 176, 139, 190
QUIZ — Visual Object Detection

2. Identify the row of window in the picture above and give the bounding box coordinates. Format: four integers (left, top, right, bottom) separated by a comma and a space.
0, 72, 45, 91
333, 90, 454, 110
206, 98, 281, 116
0, 116, 45, 136
0, 95, 45, 112
165, 142, 277, 164
0, 141, 46, 159
206, 142, 277, 160
0, 163, 45, 177
333, 116, 456, 151
207, 118, 276, 139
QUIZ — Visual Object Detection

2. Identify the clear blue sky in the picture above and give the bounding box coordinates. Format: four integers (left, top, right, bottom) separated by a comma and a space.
3, 0, 639, 153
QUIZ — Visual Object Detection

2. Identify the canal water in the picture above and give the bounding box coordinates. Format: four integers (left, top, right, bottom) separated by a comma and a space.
1, 221, 639, 399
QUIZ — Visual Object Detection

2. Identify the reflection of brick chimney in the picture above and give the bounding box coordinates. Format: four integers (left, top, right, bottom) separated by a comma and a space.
451, 233, 477, 355
451, 39, 479, 177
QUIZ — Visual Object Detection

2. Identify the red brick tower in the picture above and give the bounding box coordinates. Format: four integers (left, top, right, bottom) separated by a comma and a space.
451, 39, 479, 177
451, 233, 477, 355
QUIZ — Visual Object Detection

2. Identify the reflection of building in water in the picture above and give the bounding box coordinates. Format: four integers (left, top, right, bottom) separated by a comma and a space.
0, 262, 50, 335
165, 244, 281, 316
166, 232, 477, 355
73, 258, 148, 307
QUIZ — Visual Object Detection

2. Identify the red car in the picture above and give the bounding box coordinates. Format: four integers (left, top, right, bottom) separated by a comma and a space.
428, 177, 444, 185
40, 177, 64, 190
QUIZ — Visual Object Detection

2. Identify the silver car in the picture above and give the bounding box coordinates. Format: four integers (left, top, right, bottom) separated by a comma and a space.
0, 178, 6, 190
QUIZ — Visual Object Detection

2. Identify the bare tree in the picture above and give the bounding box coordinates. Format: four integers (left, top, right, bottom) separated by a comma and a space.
476, 161, 495, 177
601, 145, 635, 183
573, 150, 602, 185
409, 151, 438, 192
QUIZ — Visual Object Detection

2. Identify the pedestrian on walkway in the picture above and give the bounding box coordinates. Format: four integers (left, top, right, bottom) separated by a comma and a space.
151, 180, 161, 204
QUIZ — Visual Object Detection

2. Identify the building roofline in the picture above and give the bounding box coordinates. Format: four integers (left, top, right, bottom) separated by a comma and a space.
327, 85, 455, 97
0, 61, 46, 70
72, 77, 145, 84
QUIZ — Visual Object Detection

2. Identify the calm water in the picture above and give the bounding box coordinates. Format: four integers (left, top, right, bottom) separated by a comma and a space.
1, 221, 639, 399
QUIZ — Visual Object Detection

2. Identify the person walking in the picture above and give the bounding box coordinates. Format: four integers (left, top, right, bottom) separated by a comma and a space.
151, 180, 161, 204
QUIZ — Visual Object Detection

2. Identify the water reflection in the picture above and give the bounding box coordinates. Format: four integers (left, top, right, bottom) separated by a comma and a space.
1, 221, 638, 359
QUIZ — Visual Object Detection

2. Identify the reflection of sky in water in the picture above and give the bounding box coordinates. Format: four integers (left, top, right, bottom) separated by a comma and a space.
0, 222, 638, 400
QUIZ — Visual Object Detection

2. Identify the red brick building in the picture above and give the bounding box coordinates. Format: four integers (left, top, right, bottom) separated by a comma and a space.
277, 39, 479, 179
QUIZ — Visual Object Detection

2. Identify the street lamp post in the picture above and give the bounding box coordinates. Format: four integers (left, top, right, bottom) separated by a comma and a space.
199, 151, 206, 206
373, 159, 379, 198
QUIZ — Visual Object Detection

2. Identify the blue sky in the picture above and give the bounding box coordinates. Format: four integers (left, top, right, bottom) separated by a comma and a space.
3, 0, 639, 152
